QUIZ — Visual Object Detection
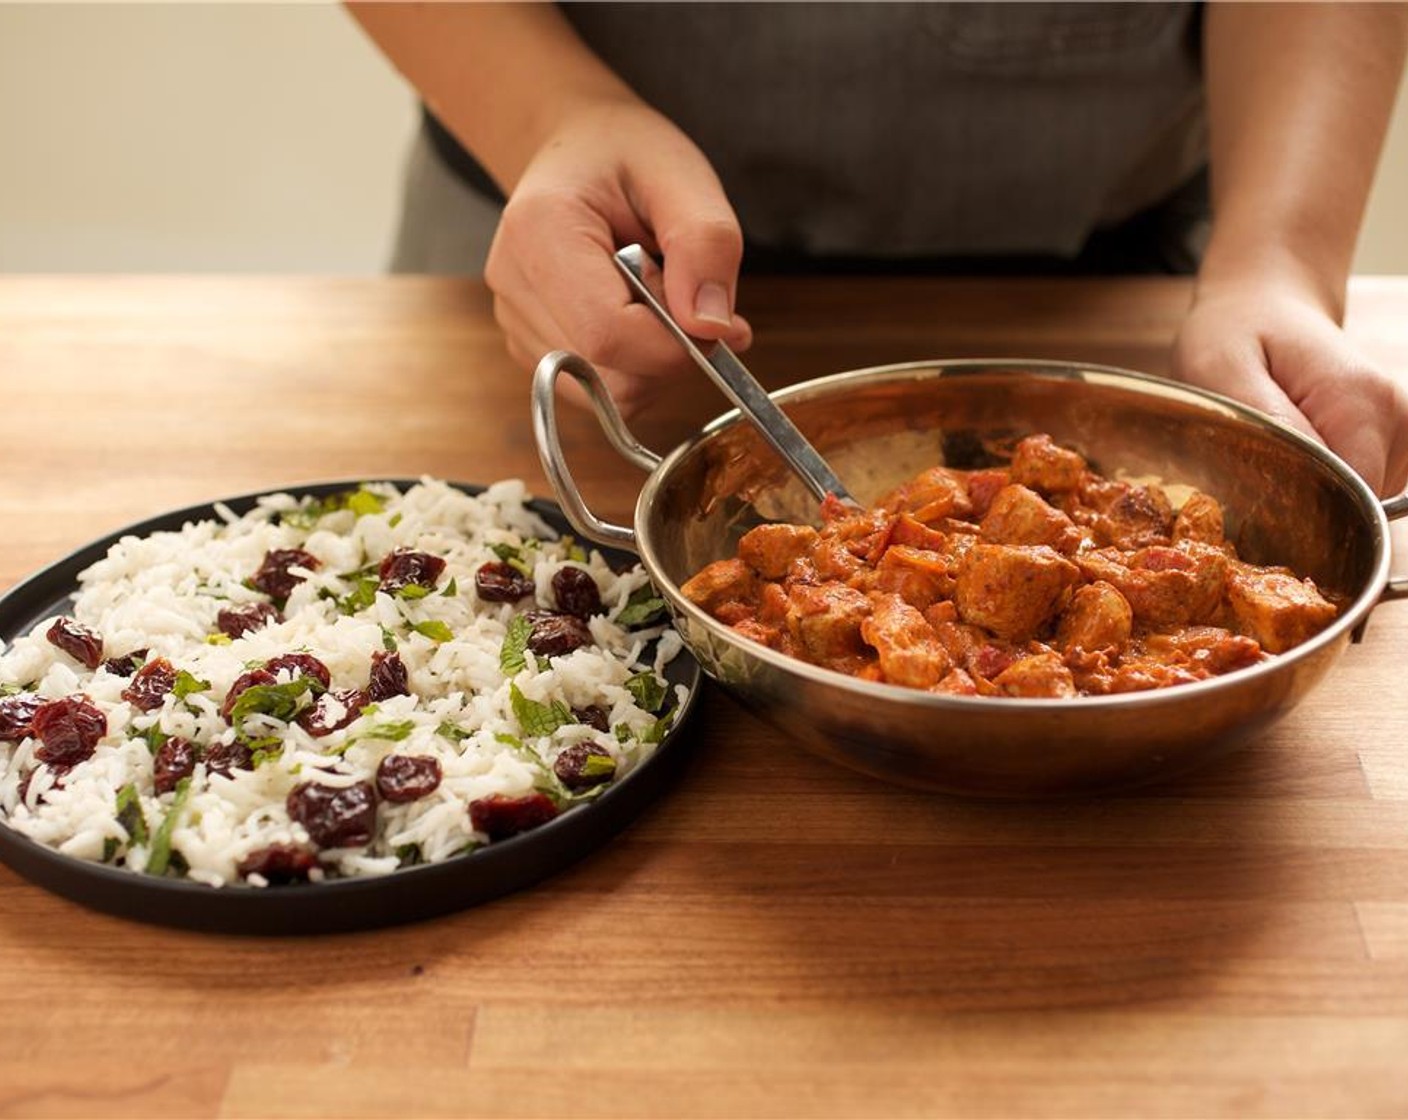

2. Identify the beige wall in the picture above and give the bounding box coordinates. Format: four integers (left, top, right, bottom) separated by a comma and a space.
0, 2, 1405, 274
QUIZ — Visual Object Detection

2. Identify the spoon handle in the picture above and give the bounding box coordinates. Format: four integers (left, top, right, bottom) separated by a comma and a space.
613, 244, 857, 507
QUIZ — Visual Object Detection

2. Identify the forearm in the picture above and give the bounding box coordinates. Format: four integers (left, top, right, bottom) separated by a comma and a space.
346, 1, 638, 193
1199, 2, 1408, 318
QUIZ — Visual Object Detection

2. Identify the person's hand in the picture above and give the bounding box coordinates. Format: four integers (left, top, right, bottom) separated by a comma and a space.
484, 96, 752, 416
1172, 276, 1408, 496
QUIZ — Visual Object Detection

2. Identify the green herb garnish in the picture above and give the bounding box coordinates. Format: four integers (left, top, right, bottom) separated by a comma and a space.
227, 678, 313, 726
172, 670, 211, 701
499, 615, 532, 674
625, 671, 668, 713
436, 721, 472, 743
115, 783, 148, 846
441, 578, 458, 598
617, 584, 668, 627
411, 619, 453, 643
509, 683, 572, 737
146, 777, 191, 876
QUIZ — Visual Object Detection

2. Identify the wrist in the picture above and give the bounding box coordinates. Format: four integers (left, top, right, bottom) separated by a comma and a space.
1196, 228, 1349, 324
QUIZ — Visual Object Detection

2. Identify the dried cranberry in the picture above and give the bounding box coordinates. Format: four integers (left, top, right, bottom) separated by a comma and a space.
572, 705, 610, 733
152, 737, 197, 795
375, 754, 443, 803
264, 653, 331, 690
31, 696, 106, 767
120, 656, 178, 712
296, 688, 368, 738
553, 743, 617, 792
217, 602, 280, 639
46, 617, 104, 670
367, 651, 409, 702
527, 612, 592, 658
469, 792, 559, 841
379, 549, 446, 594
0, 693, 41, 742
551, 566, 603, 619
236, 843, 318, 884
204, 739, 254, 776
287, 781, 377, 848
250, 548, 321, 601
220, 668, 277, 721
100, 649, 148, 677
474, 561, 535, 603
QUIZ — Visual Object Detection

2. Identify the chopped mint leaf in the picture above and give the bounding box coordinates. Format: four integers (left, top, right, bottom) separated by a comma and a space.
614, 724, 634, 744
411, 619, 453, 643
617, 584, 668, 627
227, 678, 312, 727
625, 671, 668, 713
115, 783, 148, 847
494, 731, 525, 749
138, 725, 169, 755
359, 720, 415, 742
396, 584, 432, 601
509, 683, 572, 737
579, 753, 617, 779
441, 578, 458, 598
395, 843, 423, 868
561, 536, 587, 564
146, 777, 191, 876
436, 721, 472, 742
345, 489, 384, 518
488, 542, 523, 564
642, 707, 677, 744
172, 670, 211, 701
247, 736, 284, 768
499, 615, 531, 674
102, 837, 119, 862
388, 512, 403, 528
380, 625, 399, 652
339, 575, 380, 616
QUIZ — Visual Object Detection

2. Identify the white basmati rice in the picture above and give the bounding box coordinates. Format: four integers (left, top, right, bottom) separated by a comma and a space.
0, 479, 685, 887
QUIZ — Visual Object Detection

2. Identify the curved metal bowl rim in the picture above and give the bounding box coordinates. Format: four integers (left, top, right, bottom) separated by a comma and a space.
633, 358, 1392, 712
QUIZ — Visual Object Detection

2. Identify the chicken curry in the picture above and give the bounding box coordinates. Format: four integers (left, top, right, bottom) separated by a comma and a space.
680, 434, 1340, 698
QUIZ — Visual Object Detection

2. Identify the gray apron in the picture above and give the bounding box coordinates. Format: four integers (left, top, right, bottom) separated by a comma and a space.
393, 2, 1207, 274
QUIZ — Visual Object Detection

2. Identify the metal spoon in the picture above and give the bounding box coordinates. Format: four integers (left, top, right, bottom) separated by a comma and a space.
613, 244, 858, 507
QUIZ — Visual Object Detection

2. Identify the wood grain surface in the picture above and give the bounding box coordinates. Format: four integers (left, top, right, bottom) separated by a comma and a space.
1, 275, 1406, 1119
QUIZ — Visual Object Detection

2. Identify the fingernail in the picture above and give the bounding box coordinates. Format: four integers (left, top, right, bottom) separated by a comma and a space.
694, 281, 732, 327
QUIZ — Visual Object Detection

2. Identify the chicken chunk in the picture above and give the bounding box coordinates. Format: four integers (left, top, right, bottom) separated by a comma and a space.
785, 582, 873, 670
1172, 491, 1227, 549
1077, 478, 1174, 549
877, 466, 973, 523
681, 559, 757, 614
980, 484, 1086, 555
873, 545, 955, 610
954, 543, 1081, 641
737, 523, 819, 579
1076, 543, 1228, 628
1009, 434, 1087, 494
1055, 581, 1133, 653
861, 593, 952, 689
991, 651, 1077, 698
1225, 562, 1338, 654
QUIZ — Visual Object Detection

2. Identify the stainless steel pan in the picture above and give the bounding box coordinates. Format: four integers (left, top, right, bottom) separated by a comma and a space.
534, 355, 1407, 796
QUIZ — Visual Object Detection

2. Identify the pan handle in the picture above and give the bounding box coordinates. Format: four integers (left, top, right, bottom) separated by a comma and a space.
1382, 492, 1408, 600
532, 350, 659, 551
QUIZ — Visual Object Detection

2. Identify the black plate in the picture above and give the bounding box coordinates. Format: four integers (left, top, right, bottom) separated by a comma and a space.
0, 481, 699, 935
